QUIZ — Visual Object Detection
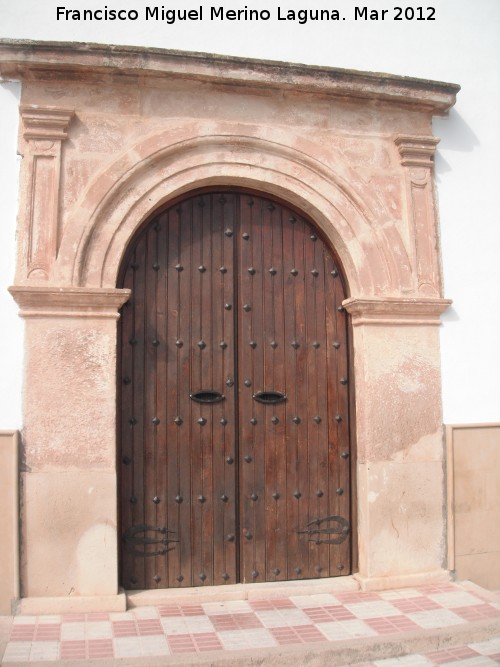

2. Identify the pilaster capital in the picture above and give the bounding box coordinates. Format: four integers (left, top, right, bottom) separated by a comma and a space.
9, 286, 131, 319
21, 106, 74, 142
394, 135, 439, 168
343, 296, 452, 326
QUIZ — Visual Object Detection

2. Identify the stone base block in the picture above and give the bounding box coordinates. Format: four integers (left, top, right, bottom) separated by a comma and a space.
16, 590, 127, 615
354, 569, 451, 591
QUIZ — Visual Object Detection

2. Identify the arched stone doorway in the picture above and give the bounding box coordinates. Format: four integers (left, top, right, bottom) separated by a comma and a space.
4, 42, 458, 610
117, 189, 354, 589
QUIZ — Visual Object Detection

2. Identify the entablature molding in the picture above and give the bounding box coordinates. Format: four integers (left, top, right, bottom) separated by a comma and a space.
9, 286, 131, 319
0, 39, 460, 113
21, 106, 74, 142
395, 135, 440, 168
343, 297, 452, 326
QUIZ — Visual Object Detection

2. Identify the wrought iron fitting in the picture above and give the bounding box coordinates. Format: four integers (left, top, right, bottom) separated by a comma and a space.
124, 524, 178, 557
297, 515, 350, 545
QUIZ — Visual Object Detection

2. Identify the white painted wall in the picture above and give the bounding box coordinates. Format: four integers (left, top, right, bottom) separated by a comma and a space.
1, 0, 499, 424
0, 82, 22, 429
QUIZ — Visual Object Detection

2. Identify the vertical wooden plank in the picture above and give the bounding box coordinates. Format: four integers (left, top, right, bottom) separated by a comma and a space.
280, 208, 298, 580
255, 197, 275, 583
327, 250, 351, 575
143, 223, 158, 588
154, 213, 168, 588
311, 243, 336, 576
237, 193, 260, 583
307, 231, 327, 578
267, 203, 286, 582
131, 234, 147, 588
166, 206, 186, 588
210, 192, 238, 585
119, 257, 136, 589
181, 199, 198, 586
190, 195, 208, 587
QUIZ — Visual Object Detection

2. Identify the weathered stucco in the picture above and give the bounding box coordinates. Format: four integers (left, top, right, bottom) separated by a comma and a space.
0, 40, 458, 608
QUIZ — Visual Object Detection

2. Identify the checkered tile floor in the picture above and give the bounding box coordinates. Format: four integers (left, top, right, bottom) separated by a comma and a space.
3, 582, 500, 663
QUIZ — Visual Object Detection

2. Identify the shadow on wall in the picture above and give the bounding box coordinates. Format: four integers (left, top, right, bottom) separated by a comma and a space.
433, 108, 480, 180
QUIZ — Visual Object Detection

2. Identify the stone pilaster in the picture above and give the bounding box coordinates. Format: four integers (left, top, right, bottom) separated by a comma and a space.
9, 287, 129, 603
344, 296, 451, 588
18, 106, 74, 283
395, 135, 442, 297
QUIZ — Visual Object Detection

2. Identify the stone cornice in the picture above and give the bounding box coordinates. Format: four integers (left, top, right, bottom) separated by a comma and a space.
0, 39, 460, 113
343, 297, 452, 326
21, 106, 74, 142
9, 286, 131, 319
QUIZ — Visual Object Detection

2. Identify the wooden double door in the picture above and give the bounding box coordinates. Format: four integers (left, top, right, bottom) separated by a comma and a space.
118, 190, 352, 590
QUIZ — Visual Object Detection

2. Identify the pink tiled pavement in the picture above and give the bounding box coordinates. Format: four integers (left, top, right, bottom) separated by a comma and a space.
2, 582, 500, 663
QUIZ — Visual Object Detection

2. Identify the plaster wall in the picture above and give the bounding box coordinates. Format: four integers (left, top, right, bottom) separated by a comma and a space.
0, 431, 19, 614
447, 424, 500, 591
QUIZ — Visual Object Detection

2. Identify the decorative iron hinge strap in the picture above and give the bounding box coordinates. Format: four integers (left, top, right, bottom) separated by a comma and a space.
124, 524, 178, 557
297, 515, 350, 545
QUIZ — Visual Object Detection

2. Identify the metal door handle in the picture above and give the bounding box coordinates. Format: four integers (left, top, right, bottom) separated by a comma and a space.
252, 391, 287, 405
190, 390, 225, 404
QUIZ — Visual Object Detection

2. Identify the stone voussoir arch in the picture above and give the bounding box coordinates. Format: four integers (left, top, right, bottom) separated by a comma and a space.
54, 123, 412, 296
